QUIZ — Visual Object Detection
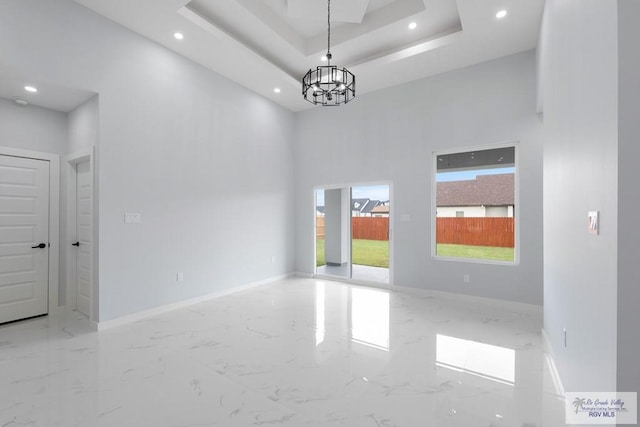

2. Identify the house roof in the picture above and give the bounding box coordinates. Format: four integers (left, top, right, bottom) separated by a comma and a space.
351, 198, 369, 212
351, 198, 381, 213
437, 173, 514, 207
362, 200, 381, 214
371, 205, 390, 214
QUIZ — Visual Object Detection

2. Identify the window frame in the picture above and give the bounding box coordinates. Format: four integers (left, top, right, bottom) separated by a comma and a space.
431, 142, 520, 266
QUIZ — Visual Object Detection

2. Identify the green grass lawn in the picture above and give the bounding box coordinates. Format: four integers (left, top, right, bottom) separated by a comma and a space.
436, 244, 514, 262
316, 239, 389, 268
316, 240, 514, 267
317, 238, 325, 266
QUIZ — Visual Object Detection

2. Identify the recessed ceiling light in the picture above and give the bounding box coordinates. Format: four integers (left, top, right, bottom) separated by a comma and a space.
173, 32, 184, 40
408, 22, 417, 30
24, 85, 38, 93
321, 55, 328, 61
496, 10, 507, 19
13, 97, 29, 106
273, 88, 281, 93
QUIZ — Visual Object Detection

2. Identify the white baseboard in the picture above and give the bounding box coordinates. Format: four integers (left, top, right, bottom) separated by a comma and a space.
294, 271, 314, 278
542, 328, 566, 396
307, 273, 542, 316
394, 283, 543, 315
97, 273, 293, 331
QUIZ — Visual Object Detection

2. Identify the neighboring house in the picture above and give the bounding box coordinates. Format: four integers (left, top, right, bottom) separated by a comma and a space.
351, 198, 381, 217
318, 201, 390, 217
371, 205, 390, 217
436, 173, 514, 217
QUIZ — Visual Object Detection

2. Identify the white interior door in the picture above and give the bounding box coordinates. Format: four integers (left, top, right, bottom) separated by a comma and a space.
0, 155, 50, 324
74, 160, 92, 316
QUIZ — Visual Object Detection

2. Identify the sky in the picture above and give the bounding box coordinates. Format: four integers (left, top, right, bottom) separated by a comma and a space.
436, 167, 515, 182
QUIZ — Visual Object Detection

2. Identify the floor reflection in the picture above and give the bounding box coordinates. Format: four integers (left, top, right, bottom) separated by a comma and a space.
351, 287, 389, 351
315, 264, 390, 283
315, 283, 325, 346
315, 283, 391, 351
436, 334, 515, 385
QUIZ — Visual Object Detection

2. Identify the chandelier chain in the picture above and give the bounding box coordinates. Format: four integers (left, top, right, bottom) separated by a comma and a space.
327, 0, 331, 60
301, 0, 355, 105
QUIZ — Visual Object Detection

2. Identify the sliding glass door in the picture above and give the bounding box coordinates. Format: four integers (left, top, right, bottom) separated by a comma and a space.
315, 184, 390, 284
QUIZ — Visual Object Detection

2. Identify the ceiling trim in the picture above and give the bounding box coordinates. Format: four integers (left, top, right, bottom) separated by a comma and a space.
179, 5, 301, 86
349, 26, 462, 68
181, 1, 463, 85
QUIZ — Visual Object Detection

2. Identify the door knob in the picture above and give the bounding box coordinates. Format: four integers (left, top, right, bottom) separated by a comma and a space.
31, 243, 47, 249
72, 242, 80, 247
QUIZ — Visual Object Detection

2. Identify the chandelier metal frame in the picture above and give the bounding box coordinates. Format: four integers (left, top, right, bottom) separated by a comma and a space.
302, 0, 356, 106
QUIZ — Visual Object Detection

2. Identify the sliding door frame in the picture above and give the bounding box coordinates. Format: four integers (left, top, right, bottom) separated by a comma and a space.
313, 180, 393, 287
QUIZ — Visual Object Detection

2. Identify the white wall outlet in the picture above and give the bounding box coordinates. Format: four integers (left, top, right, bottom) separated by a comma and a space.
464, 274, 470, 284
563, 328, 567, 347
177, 272, 184, 282
124, 212, 141, 223
271, 255, 275, 264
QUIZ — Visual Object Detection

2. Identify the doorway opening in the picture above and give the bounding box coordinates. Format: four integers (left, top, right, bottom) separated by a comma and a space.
315, 184, 390, 284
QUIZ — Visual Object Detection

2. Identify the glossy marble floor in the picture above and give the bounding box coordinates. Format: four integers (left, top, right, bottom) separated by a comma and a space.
316, 264, 390, 283
0, 278, 566, 426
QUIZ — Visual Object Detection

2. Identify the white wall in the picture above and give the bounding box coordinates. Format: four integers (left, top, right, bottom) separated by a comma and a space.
0, 98, 68, 154
617, 0, 640, 395
437, 206, 485, 218
539, 0, 618, 392
68, 95, 99, 153
437, 206, 512, 218
294, 51, 544, 305
486, 206, 511, 218
0, 0, 296, 321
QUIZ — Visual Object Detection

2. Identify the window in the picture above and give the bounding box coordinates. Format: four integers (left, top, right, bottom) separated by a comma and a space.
434, 145, 516, 263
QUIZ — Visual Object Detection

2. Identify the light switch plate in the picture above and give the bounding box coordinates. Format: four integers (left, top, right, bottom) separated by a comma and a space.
588, 211, 599, 235
125, 212, 141, 223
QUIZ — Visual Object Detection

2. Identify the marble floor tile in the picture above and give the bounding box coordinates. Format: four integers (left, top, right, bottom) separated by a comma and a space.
316, 264, 390, 284
0, 278, 566, 426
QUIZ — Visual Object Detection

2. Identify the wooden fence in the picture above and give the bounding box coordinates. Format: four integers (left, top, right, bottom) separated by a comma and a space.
316, 216, 325, 239
352, 217, 389, 241
316, 216, 390, 241
317, 216, 514, 247
437, 217, 514, 248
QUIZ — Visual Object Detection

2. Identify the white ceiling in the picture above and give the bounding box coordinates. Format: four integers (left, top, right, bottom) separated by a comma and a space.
0, 63, 96, 112
74, 0, 544, 112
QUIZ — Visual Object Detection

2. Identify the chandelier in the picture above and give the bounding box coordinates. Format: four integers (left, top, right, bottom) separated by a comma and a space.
302, 0, 356, 106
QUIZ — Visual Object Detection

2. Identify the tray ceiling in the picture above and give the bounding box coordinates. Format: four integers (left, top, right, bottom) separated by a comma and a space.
74, 0, 544, 111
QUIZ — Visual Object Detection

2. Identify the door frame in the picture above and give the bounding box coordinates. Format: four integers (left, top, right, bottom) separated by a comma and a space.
313, 180, 394, 287
314, 185, 353, 280
0, 146, 60, 312
65, 147, 97, 321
